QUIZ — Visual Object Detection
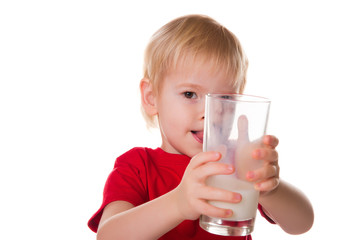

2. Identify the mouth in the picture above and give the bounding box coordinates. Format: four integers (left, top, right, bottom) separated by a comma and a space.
191, 130, 203, 144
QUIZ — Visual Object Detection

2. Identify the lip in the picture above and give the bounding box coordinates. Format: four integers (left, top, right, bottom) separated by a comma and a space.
191, 130, 203, 144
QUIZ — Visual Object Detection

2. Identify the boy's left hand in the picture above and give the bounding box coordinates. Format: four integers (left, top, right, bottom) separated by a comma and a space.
235, 116, 280, 193
247, 135, 280, 193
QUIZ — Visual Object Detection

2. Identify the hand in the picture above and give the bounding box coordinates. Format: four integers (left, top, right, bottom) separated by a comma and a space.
250, 135, 279, 193
235, 115, 280, 193
173, 151, 242, 220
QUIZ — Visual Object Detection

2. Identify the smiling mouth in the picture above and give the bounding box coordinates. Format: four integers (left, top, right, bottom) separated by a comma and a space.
191, 130, 204, 144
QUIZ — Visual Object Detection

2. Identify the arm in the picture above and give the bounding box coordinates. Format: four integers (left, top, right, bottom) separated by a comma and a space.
247, 135, 314, 235
97, 151, 241, 240
97, 192, 183, 240
259, 180, 314, 234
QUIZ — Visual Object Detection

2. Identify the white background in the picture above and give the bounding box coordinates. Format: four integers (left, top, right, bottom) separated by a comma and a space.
1, 0, 360, 239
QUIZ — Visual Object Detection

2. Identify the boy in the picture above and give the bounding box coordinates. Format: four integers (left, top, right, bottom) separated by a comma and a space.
88, 14, 314, 239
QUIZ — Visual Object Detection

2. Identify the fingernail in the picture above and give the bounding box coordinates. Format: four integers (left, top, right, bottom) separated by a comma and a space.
226, 209, 233, 217
234, 193, 242, 201
253, 149, 262, 159
212, 152, 221, 160
247, 171, 255, 180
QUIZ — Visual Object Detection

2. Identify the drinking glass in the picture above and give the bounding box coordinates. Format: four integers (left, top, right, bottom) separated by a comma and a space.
199, 93, 271, 236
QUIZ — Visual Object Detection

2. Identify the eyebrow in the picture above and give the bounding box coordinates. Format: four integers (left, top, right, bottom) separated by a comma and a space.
176, 82, 206, 91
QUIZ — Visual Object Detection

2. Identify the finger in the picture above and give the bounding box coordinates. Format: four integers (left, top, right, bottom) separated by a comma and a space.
198, 186, 242, 203
247, 164, 278, 182
263, 135, 279, 149
255, 177, 280, 192
198, 200, 234, 219
195, 162, 235, 181
252, 148, 278, 163
189, 151, 222, 169
237, 115, 250, 144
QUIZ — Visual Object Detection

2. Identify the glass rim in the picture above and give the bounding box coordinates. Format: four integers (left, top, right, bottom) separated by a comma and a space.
206, 93, 271, 103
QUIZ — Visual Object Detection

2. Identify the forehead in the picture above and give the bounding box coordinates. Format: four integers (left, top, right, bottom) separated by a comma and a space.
164, 56, 239, 92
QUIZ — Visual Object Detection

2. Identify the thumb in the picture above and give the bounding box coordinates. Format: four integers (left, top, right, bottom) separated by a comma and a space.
237, 115, 250, 144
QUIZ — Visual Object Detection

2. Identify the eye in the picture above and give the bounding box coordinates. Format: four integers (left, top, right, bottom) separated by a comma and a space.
183, 91, 197, 99
220, 95, 232, 100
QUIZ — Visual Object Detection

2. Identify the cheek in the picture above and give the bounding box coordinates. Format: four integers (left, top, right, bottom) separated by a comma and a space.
158, 100, 185, 124
168, 104, 189, 123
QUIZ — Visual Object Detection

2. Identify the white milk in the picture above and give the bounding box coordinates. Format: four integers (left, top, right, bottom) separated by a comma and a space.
206, 175, 259, 221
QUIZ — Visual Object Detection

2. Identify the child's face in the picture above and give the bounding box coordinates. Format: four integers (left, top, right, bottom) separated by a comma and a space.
155, 60, 240, 158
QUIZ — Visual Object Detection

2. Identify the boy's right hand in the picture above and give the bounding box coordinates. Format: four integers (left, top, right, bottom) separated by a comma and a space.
173, 151, 242, 221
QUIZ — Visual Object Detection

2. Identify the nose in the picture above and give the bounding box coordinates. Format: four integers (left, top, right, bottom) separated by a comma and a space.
198, 107, 205, 120
200, 97, 206, 120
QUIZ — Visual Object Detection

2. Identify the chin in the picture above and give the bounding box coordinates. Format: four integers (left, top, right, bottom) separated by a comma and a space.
186, 147, 203, 158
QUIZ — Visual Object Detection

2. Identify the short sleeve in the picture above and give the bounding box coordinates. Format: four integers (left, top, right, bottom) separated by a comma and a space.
258, 204, 276, 224
88, 149, 149, 232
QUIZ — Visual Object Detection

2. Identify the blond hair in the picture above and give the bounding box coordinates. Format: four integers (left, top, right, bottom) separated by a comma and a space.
142, 14, 248, 127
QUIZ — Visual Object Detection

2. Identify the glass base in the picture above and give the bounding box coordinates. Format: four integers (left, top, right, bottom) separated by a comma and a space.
199, 215, 255, 236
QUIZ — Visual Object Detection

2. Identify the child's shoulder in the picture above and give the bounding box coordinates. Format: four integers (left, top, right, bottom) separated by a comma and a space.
113, 147, 159, 167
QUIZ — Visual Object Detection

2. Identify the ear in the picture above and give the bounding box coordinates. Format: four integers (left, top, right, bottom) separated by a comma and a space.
140, 78, 158, 116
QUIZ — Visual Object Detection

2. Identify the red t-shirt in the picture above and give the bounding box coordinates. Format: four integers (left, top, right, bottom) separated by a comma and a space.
88, 147, 274, 239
